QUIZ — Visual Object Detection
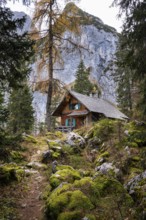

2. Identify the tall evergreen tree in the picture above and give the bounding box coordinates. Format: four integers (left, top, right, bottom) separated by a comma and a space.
73, 60, 94, 95
0, 6, 34, 89
112, 0, 146, 118
112, 36, 134, 116
8, 85, 34, 134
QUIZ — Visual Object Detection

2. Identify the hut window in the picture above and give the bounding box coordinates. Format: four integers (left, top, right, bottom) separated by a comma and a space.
65, 118, 76, 127
69, 103, 81, 110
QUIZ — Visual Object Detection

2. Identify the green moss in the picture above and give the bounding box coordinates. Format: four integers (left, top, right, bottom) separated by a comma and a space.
56, 165, 74, 171
93, 175, 126, 197
10, 151, 24, 163
68, 155, 92, 170
46, 188, 94, 219
46, 131, 64, 139
74, 177, 100, 205
52, 152, 60, 159
0, 163, 25, 184
132, 156, 141, 162
46, 191, 71, 219
74, 177, 93, 188
23, 135, 37, 143
68, 190, 94, 210
48, 141, 59, 147
95, 151, 110, 165
58, 211, 82, 220
55, 131, 63, 138
62, 145, 74, 155
41, 184, 52, 200
50, 168, 81, 188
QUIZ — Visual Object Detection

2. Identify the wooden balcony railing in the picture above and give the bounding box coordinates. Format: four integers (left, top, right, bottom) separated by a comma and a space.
55, 126, 74, 132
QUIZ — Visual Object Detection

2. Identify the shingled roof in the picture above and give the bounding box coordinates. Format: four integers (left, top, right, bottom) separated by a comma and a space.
52, 90, 128, 120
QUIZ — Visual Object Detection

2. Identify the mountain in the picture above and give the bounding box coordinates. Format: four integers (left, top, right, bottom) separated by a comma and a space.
14, 4, 119, 125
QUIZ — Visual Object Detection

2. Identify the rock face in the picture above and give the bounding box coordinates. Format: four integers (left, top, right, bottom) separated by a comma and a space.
14, 4, 119, 124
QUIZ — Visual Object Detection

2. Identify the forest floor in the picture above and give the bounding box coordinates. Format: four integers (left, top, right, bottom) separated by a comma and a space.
0, 137, 50, 220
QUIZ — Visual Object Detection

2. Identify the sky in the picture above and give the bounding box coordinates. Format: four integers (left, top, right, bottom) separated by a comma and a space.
6, 0, 123, 32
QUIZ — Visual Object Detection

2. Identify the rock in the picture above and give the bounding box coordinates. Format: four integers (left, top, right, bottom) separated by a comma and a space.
52, 160, 58, 173
50, 165, 81, 188
125, 171, 146, 194
95, 162, 119, 176
87, 136, 101, 149
27, 161, 47, 169
42, 150, 52, 163
82, 217, 89, 220
124, 130, 129, 136
24, 169, 38, 176
66, 132, 86, 148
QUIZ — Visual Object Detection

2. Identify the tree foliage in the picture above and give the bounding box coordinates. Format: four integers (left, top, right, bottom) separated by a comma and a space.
0, 6, 34, 88
112, 0, 146, 118
73, 60, 94, 95
32, 0, 80, 130
8, 85, 34, 134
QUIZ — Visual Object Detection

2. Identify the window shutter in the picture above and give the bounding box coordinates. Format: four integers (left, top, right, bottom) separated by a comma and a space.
72, 118, 76, 127
65, 119, 69, 126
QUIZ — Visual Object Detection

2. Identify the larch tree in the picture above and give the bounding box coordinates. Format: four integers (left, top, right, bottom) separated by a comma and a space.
32, 0, 81, 131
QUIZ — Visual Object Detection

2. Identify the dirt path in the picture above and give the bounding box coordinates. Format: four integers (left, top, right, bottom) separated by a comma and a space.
17, 147, 49, 220
17, 171, 46, 220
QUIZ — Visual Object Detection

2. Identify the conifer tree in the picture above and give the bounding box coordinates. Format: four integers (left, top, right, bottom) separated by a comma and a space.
73, 60, 94, 95
113, 0, 146, 118
8, 85, 34, 134
0, 6, 34, 89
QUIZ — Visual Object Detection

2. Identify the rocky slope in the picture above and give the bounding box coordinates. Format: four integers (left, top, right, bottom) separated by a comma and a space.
1, 119, 146, 219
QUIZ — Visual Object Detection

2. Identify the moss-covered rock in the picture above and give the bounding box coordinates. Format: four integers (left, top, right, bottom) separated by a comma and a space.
50, 167, 81, 188
95, 151, 110, 166
45, 173, 134, 220
68, 190, 94, 210
46, 188, 94, 220
0, 163, 25, 184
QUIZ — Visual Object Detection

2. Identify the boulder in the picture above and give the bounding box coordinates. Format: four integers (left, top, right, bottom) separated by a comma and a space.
66, 132, 86, 148
95, 162, 119, 176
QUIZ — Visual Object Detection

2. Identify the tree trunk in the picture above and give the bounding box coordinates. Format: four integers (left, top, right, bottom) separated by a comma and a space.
45, 0, 54, 131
